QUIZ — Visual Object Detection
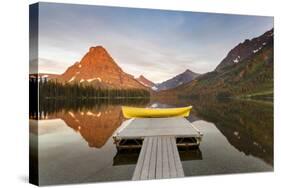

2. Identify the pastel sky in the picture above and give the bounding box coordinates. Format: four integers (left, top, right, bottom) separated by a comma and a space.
37, 2, 273, 83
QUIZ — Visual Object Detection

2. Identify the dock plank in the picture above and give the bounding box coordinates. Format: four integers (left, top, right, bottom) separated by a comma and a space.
140, 137, 153, 180
171, 137, 185, 177
167, 137, 177, 178
148, 137, 157, 179
132, 138, 149, 180
133, 136, 184, 180
162, 137, 170, 178
155, 137, 162, 179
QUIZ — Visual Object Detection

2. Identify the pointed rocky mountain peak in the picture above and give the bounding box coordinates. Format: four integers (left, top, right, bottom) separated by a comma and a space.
77, 45, 122, 73
85, 45, 114, 62
54, 46, 148, 90
183, 69, 193, 73
89, 45, 107, 53
136, 75, 155, 88
182, 69, 200, 76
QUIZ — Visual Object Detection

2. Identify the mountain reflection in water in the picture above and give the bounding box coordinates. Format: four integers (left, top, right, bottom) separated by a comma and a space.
30, 97, 273, 184
32, 98, 149, 148
153, 97, 273, 166
55, 106, 123, 148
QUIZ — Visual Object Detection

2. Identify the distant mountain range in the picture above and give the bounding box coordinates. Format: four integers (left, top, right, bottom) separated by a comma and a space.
161, 28, 273, 98
34, 28, 273, 98
37, 45, 199, 91
136, 69, 200, 91
155, 69, 200, 91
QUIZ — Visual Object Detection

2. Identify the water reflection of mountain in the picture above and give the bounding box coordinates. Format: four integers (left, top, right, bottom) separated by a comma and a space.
31, 98, 150, 148
190, 98, 273, 165
59, 106, 124, 148
150, 97, 273, 165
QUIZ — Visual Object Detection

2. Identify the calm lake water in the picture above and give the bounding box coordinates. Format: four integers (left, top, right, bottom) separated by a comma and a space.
30, 98, 273, 185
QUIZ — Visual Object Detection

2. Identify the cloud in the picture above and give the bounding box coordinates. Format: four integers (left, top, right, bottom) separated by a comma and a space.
38, 58, 67, 74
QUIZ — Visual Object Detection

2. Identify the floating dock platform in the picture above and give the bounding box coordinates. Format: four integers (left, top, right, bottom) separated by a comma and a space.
113, 117, 203, 150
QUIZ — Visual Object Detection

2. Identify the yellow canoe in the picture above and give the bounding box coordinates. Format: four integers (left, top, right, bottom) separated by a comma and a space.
122, 106, 192, 118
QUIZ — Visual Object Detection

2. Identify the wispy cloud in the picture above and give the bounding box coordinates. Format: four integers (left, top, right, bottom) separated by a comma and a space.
38, 58, 67, 74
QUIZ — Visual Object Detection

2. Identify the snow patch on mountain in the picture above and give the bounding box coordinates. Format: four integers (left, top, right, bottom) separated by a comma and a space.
87, 77, 102, 82
253, 46, 263, 54
151, 86, 158, 91
68, 76, 76, 82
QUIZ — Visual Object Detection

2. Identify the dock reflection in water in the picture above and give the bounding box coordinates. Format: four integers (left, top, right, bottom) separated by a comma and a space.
30, 97, 273, 185
113, 147, 202, 166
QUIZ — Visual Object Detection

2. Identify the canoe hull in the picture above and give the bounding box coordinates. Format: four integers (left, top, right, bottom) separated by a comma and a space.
122, 106, 192, 118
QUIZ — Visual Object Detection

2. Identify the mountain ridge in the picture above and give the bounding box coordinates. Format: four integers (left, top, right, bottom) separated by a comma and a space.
136, 75, 156, 88
155, 69, 200, 91
157, 28, 274, 98
216, 29, 273, 71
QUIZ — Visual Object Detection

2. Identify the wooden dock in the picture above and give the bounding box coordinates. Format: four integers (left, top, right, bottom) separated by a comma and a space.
113, 117, 203, 180
132, 136, 184, 180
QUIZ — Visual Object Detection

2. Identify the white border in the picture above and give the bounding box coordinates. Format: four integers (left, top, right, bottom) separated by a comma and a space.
0, 0, 280, 187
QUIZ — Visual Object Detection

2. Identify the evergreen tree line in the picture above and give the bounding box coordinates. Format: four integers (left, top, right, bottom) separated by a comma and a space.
31, 79, 150, 99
